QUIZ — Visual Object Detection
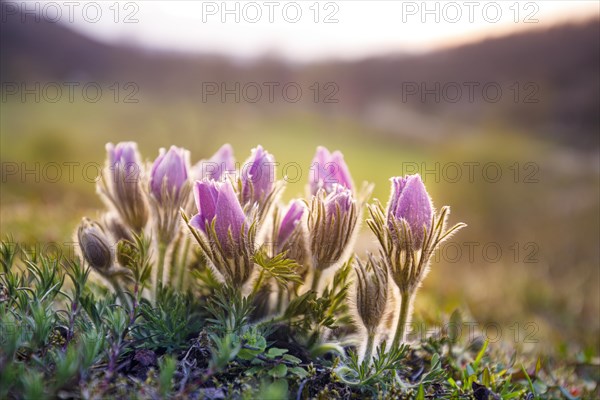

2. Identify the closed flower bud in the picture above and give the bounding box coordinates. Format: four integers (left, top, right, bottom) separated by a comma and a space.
309, 184, 358, 272
77, 218, 113, 272
387, 174, 433, 249
150, 146, 190, 203
191, 179, 247, 254
241, 145, 276, 206
354, 256, 389, 334
192, 143, 236, 181
310, 146, 353, 195
102, 142, 149, 232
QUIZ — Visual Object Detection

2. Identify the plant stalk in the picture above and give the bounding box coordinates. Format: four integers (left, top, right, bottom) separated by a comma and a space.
311, 268, 322, 293
363, 332, 376, 364
392, 290, 412, 349
155, 241, 167, 300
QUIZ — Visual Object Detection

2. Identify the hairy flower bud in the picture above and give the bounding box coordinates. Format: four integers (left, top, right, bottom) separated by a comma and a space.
187, 179, 256, 287
191, 179, 247, 253
309, 185, 358, 272
192, 143, 236, 181
310, 146, 353, 195
102, 142, 149, 232
241, 145, 276, 206
387, 175, 433, 249
150, 146, 190, 203
354, 255, 389, 334
77, 218, 113, 271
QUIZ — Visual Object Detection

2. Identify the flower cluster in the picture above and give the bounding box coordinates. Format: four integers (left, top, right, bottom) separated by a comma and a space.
77, 141, 464, 360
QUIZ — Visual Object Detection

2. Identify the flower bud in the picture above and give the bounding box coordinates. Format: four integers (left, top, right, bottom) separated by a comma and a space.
192, 144, 236, 181
241, 145, 275, 206
309, 185, 358, 271
103, 142, 149, 232
310, 146, 353, 195
387, 175, 433, 249
190, 179, 247, 252
77, 218, 113, 271
354, 255, 389, 334
150, 146, 190, 203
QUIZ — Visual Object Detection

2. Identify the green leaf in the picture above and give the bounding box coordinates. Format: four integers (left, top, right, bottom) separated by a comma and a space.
268, 364, 288, 378
282, 354, 302, 364
416, 384, 425, 400
266, 347, 288, 359
290, 366, 309, 378
473, 339, 488, 369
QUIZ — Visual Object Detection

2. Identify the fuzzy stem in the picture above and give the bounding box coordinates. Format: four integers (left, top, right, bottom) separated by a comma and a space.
363, 332, 376, 365
154, 241, 167, 300
108, 277, 130, 309
392, 291, 412, 349
177, 237, 191, 291
311, 268, 322, 293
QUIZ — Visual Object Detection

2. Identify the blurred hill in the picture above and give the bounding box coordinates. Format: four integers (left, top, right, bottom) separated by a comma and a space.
1, 8, 599, 146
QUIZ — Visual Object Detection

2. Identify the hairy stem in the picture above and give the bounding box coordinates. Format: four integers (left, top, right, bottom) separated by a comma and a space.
392, 291, 412, 349
177, 237, 191, 291
311, 268, 322, 293
363, 331, 376, 365
154, 241, 167, 300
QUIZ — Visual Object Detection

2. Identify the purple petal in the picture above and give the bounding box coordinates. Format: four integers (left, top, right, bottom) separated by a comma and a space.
150, 146, 189, 201
278, 200, 305, 247
194, 143, 236, 181
330, 151, 353, 191
192, 179, 220, 233
310, 146, 354, 195
214, 181, 247, 246
325, 185, 354, 220
388, 174, 432, 247
242, 145, 275, 204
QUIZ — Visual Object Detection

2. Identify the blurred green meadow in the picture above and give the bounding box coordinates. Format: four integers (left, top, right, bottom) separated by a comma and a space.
1, 95, 598, 357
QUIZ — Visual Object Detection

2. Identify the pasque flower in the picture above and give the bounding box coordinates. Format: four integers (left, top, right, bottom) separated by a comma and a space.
241, 145, 276, 206
187, 179, 256, 287
101, 142, 149, 232
310, 146, 353, 195
353, 254, 389, 362
77, 218, 132, 305
366, 173, 465, 349
190, 179, 247, 250
150, 146, 189, 202
387, 175, 433, 249
193, 143, 235, 181
78, 218, 113, 272
308, 184, 358, 292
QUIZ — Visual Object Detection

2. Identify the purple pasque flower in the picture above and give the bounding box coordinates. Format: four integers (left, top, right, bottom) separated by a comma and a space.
309, 184, 358, 272
324, 183, 354, 222
107, 142, 140, 176
193, 144, 236, 181
190, 179, 247, 249
150, 146, 189, 202
310, 146, 353, 195
103, 141, 148, 232
277, 200, 305, 250
241, 145, 276, 205
387, 174, 433, 249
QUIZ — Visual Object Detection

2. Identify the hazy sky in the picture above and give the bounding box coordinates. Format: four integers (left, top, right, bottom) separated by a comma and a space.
27, 0, 600, 61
